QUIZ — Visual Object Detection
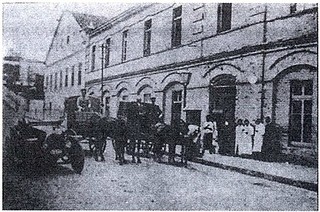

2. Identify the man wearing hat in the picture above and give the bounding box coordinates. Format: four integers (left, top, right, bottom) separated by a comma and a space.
77, 89, 91, 112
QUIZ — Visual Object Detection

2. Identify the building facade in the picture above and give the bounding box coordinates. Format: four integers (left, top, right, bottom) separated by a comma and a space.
42, 3, 317, 160
82, 3, 317, 160
44, 11, 108, 120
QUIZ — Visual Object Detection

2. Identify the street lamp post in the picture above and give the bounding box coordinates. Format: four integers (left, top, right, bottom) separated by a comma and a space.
100, 44, 104, 114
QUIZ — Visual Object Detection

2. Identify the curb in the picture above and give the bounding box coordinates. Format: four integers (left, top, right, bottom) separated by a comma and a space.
191, 157, 318, 192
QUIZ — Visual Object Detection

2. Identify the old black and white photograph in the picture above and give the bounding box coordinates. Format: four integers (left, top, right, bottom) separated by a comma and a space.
2, 1, 318, 210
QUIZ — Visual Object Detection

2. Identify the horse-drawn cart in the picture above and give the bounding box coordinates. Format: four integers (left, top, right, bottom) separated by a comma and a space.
64, 96, 107, 157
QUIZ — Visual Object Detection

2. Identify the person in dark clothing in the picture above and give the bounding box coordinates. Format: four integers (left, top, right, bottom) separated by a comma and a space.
262, 116, 281, 162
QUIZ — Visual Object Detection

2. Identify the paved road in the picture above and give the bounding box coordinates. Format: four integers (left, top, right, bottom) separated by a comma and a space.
3, 142, 318, 210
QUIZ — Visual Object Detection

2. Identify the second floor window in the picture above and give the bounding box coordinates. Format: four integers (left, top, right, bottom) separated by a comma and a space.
91, 45, 96, 71
217, 3, 232, 33
54, 72, 57, 90
65, 68, 68, 87
105, 38, 111, 67
78, 63, 82, 85
49, 74, 53, 91
59, 71, 63, 89
172, 6, 182, 47
143, 19, 152, 56
122, 30, 128, 62
71, 65, 75, 86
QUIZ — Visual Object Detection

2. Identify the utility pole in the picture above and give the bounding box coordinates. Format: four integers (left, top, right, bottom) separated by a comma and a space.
260, 4, 267, 121
100, 44, 104, 114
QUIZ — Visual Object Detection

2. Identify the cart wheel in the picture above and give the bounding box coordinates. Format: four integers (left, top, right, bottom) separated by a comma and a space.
70, 143, 85, 174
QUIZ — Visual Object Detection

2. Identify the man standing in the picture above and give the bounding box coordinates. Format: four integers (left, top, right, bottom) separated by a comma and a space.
201, 115, 218, 154
262, 116, 281, 162
76, 89, 91, 112
252, 118, 265, 160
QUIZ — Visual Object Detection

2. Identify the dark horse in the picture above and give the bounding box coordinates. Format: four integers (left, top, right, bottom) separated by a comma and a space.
152, 119, 191, 165
95, 117, 128, 165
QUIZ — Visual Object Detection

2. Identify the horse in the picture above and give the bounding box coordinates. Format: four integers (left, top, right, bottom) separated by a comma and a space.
95, 117, 128, 165
152, 119, 193, 165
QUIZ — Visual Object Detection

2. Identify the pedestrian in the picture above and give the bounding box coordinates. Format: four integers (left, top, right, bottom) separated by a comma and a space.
240, 119, 254, 156
235, 119, 244, 155
262, 116, 281, 162
76, 89, 91, 112
252, 118, 265, 160
201, 115, 217, 154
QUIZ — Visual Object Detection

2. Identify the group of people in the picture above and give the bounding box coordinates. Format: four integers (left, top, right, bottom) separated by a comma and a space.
235, 116, 281, 161
189, 115, 281, 162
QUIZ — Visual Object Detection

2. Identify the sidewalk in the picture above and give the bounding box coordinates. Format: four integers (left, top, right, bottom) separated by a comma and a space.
191, 153, 318, 192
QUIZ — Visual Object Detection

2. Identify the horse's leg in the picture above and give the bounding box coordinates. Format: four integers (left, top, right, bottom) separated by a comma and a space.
131, 140, 136, 163
137, 139, 141, 163
168, 143, 176, 164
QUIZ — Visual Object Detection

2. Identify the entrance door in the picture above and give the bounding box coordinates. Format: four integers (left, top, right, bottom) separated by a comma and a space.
209, 75, 236, 155
171, 90, 183, 127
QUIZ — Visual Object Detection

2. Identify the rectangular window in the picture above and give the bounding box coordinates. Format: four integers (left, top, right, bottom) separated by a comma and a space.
217, 3, 232, 33
54, 72, 57, 90
65, 68, 68, 87
143, 19, 152, 56
105, 38, 111, 67
91, 45, 96, 71
122, 30, 128, 62
46, 76, 49, 90
78, 63, 82, 85
49, 74, 53, 91
289, 80, 313, 144
143, 93, 151, 103
171, 90, 183, 126
71, 65, 75, 86
59, 71, 63, 88
172, 6, 182, 47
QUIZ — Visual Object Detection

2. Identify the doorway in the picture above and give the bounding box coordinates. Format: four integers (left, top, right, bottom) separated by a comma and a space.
209, 74, 236, 155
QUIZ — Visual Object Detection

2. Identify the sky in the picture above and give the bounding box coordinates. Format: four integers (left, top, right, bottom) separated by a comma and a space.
2, 2, 135, 61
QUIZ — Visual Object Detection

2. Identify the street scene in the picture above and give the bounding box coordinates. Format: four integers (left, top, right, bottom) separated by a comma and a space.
2, 2, 318, 210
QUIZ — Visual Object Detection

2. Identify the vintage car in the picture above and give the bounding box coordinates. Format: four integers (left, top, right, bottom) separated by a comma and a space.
8, 119, 85, 174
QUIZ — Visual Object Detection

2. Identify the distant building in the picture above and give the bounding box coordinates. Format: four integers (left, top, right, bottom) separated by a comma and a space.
44, 3, 318, 161
43, 10, 109, 120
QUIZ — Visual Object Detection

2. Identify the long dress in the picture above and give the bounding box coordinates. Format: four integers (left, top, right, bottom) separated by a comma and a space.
241, 124, 254, 155
252, 123, 265, 153
235, 125, 244, 155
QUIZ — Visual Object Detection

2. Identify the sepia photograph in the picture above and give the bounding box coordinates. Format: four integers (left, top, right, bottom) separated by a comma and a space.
2, 1, 318, 210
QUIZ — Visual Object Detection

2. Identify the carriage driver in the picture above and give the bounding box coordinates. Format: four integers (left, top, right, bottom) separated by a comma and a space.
77, 89, 92, 112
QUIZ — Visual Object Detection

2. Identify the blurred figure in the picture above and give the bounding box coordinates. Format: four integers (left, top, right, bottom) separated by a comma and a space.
77, 89, 91, 112
201, 115, 218, 154
235, 119, 244, 155
242, 119, 254, 156
252, 118, 265, 160
262, 116, 281, 162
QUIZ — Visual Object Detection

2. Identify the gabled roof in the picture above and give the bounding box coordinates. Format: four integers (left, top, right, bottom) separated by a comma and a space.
45, 10, 109, 64
71, 12, 109, 33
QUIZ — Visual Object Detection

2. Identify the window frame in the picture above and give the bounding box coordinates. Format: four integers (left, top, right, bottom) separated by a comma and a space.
91, 45, 96, 71
104, 38, 111, 67
172, 6, 182, 47
143, 19, 152, 56
217, 3, 232, 33
122, 30, 128, 62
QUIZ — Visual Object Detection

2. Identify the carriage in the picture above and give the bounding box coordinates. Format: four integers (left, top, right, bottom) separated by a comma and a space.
64, 95, 107, 156
116, 101, 201, 164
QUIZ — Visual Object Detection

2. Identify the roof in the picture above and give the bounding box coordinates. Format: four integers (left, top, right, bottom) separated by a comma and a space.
71, 12, 110, 33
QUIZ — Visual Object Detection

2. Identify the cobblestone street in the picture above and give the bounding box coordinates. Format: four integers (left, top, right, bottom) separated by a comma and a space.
3, 142, 317, 210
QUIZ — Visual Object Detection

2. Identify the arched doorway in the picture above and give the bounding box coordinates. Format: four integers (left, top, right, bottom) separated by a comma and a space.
209, 74, 236, 155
